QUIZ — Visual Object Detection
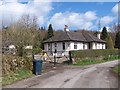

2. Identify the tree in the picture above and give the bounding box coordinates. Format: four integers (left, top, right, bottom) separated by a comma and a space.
41, 27, 44, 30
33, 31, 42, 48
101, 27, 108, 40
5, 14, 39, 56
115, 31, 120, 49
47, 24, 54, 39
106, 35, 114, 49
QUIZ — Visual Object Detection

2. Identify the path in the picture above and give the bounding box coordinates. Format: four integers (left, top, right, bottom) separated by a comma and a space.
4, 60, 119, 88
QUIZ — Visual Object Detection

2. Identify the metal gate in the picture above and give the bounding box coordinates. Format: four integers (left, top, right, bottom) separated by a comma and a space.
43, 51, 72, 64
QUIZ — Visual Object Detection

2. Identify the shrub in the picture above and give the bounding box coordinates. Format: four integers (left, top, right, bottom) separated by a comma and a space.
33, 48, 42, 54
2, 54, 33, 76
71, 49, 120, 61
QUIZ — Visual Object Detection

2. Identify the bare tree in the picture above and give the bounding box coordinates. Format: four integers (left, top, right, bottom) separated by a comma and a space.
4, 14, 39, 56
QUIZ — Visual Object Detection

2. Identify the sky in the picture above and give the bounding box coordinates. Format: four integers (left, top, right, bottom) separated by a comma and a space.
0, 0, 119, 31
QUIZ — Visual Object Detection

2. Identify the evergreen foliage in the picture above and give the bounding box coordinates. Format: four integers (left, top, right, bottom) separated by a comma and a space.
101, 27, 108, 40
115, 31, 120, 49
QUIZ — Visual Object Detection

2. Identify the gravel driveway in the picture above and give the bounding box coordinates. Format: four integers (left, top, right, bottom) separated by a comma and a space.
4, 60, 120, 88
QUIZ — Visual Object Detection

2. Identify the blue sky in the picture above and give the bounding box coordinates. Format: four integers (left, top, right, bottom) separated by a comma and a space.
0, 0, 119, 31
50, 2, 118, 30
52, 2, 116, 16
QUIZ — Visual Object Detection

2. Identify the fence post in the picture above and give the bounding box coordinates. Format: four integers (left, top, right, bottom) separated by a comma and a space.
69, 51, 73, 64
54, 55, 56, 67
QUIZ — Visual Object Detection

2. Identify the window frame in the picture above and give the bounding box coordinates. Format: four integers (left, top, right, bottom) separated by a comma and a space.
63, 42, 65, 50
74, 42, 77, 49
54, 43, 57, 48
48, 43, 51, 51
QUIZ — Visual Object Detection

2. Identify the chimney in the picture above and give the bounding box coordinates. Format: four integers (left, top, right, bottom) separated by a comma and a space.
97, 33, 101, 39
64, 25, 69, 31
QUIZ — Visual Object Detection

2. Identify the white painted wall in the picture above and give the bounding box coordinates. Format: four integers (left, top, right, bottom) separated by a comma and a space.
70, 42, 83, 50
24, 46, 33, 49
44, 42, 106, 53
92, 42, 106, 49
84, 43, 88, 50
44, 43, 48, 51
8, 45, 15, 49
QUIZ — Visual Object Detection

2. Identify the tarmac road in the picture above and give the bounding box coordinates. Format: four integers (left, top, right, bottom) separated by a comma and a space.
4, 60, 119, 88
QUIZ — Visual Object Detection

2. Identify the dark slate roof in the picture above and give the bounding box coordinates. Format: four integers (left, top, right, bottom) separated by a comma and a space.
44, 31, 106, 43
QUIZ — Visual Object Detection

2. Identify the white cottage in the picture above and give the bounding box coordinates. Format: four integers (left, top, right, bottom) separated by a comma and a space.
44, 28, 106, 56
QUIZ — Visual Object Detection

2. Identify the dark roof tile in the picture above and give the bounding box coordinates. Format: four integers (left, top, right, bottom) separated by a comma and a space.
44, 31, 106, 43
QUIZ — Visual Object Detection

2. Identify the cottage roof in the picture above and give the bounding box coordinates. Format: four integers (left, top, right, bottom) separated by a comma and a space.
44, 31, 106, 43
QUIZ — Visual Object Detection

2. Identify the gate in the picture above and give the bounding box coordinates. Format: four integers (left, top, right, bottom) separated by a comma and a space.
43, 51, 72, 64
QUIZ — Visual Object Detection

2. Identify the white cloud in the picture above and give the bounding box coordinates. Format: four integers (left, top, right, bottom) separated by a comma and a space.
49, 11, 97, 30
112, 3, 119, 14
100, 16, 115, 25
84, 11, 97, 21
0, 0, 52, 26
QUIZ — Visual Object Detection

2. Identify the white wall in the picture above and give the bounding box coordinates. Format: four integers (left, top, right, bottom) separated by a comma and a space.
70, 42, 83, 50
9, 45, 15, 49
92, 42, 106, 49
70, 42, 89, 50
44, 42, 71, 56
44, 42, 106, 52
44, 43, 48, 51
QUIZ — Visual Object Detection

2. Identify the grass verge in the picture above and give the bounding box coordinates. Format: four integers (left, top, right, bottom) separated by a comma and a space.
74, 55, 120, 66
113, 65, 120, 76
74, 58, 104, 66
2, 68, 34, 86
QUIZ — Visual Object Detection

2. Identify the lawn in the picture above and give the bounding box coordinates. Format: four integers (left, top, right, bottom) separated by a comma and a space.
74, 58, 104, 66
113, 65, 120, 76
74, 55, 120, 66
2, 68, 34, 86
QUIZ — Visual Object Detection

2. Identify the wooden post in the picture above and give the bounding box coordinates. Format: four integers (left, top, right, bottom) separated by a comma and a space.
54, 55, 56, 67
69, 51, 73, 64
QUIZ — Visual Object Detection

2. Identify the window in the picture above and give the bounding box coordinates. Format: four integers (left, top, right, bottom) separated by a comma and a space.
48, 43, 50, 51
83, 43, 85, 49
74, 43, 77, 49
63, 42, 65, 50
95, 43, 97, 49
54, 43, 57, 47
102, 43, 104, 49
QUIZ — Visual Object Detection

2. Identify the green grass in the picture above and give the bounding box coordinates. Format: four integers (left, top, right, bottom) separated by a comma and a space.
74, 58, 104, 66
113, 65, 120, 76
74, 55, 120, 66
2, 68, 34, 86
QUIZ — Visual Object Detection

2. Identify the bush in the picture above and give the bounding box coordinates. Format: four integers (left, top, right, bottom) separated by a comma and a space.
103, 55, 120, 61
71, 49, 120, 61
33, 48, 42, 54
2, 54, 33, 76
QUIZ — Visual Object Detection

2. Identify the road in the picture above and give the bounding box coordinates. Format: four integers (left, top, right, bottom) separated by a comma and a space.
4, 60, 119, 88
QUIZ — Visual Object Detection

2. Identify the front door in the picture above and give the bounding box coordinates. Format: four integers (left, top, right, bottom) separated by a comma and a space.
88, 43, 92, 49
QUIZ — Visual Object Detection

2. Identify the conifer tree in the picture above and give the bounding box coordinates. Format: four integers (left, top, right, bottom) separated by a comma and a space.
47, 24, 54, 39
106, 35, 114, 49
115, 31, 120, 49
101, 27, 108, 40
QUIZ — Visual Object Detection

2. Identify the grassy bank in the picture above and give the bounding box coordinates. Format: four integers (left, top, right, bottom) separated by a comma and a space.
113, 65, 120, 76
2, 68, 34, 86
74, 56, 120, 66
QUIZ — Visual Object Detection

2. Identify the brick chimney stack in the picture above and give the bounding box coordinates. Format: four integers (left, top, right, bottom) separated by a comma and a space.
97, 33, 101, 39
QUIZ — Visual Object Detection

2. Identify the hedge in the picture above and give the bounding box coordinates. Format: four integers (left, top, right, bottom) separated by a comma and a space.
71, 49, 120, 60
2, 54, 33, 76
